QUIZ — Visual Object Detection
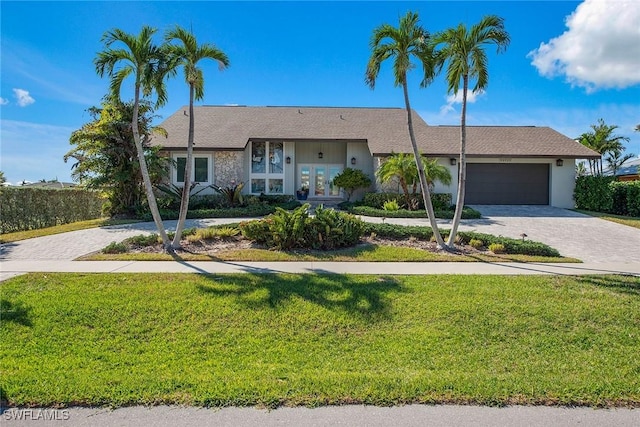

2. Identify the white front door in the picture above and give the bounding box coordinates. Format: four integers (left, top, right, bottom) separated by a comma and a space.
299, 164, 343, 197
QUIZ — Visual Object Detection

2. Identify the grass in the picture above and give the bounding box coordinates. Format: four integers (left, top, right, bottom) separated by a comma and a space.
79, 243, 580, 263
574, 209, 640, 229
0, 218, 142, 243
1, 273, 639, 408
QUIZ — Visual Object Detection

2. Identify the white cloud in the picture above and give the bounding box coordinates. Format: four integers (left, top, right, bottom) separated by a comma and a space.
528, 0, 640, 92
439, 90, 485, 115
0, 97, 8, 105
12, 88, 35, 107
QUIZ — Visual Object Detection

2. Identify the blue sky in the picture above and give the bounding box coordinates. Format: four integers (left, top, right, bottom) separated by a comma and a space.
1, 0, 639, 184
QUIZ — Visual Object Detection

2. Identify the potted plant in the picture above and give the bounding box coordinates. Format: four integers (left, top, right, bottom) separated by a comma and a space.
296, 186, 309, 200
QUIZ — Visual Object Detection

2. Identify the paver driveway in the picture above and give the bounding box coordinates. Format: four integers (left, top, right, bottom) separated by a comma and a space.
1, 206, 638, 264
463, 205, 640, 263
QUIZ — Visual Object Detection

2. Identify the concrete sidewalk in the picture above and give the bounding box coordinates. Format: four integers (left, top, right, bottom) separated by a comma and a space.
2, 260, 640, 281
2, 404, 639, 427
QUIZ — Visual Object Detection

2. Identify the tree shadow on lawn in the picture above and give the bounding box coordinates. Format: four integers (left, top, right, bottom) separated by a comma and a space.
196, 274, 407, 323
0, 298, 32, 327
576, 275, 640, 297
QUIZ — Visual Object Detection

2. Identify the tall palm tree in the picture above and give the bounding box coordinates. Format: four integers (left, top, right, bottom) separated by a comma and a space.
165, 25, 229, 249
366, 11, 447, 248
578, 119, 630, 176
95, 26, 172, 250
433, 15, 510, 247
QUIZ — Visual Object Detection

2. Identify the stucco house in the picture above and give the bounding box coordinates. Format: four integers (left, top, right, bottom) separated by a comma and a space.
155, 105, 600, 208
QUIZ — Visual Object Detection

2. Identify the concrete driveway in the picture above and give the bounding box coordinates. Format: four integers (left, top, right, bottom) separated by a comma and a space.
463, 205, 640, 263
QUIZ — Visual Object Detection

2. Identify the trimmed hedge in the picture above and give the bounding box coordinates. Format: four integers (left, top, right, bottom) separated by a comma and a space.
362, 192, 452, 211
0, 187, 103, 233
349, 205, 482, 220
574, 176, 640, 216
141, 201, 301, 222
362, 223, 561, 257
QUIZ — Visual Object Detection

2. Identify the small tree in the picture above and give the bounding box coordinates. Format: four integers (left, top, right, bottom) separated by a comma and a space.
333, 168, 372, 201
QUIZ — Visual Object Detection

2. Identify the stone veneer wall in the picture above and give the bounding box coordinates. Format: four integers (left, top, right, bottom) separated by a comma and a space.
214, 151, 244, 186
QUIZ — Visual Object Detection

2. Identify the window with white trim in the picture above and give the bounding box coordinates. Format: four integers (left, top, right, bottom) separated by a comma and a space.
250, 141, 284, 194
173, 154, 212, 185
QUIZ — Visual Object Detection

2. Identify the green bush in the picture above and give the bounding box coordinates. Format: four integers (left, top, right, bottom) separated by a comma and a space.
363, 223, 434, 240
332, 168, 372, 201
488, 243, 506, 254
574, 176, 614, 212
124, 234, 160, 247
575, 176, 640, 217
0, 187, 103, 234
240, 204, 364, 250
383, 199, 400, 211
349, 205, 481, 220
362, 192, 452, 211
102, 241, 127, 254
469, 238, 484, 249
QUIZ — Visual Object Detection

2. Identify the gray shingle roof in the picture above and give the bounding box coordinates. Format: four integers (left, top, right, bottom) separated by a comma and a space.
155, 105, 600, 159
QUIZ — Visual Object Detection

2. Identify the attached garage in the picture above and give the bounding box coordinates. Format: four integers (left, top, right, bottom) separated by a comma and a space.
465, 163, 550, 205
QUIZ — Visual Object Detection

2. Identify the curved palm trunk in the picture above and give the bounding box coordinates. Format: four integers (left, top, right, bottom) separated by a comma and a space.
172, 83, 195, 248
402, 79, 447, 249
133, 82, 171, 251
447, 74, 468, 246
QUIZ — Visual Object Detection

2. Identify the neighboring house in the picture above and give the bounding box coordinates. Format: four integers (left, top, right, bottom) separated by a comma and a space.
609, 158, 640, 182
19, 181, 77, 189
155, 105, 600, 208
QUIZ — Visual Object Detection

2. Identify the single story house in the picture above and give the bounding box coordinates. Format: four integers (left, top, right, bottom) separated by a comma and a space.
155, 105, 600, 208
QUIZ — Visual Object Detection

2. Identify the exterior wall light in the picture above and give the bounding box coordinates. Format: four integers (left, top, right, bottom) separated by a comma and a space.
450, 158, 457, 166
556, 159, 564, 167
351, 157, 356, 165
286, 156, 291, 164
318, 152, 323, 159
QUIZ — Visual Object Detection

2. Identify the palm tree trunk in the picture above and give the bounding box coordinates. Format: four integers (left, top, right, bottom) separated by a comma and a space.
447, 75, 468, 247
402, 79, 447, 249
132, 81, 171, 251
172, 83, 195, 248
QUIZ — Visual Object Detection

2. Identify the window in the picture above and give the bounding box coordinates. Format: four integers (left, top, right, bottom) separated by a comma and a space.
250, 141, 284, 194
173, 154, 211, 184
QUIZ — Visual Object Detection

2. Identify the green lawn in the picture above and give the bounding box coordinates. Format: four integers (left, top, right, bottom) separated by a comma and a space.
574, 210, 640, 230
2, 273, 639, 408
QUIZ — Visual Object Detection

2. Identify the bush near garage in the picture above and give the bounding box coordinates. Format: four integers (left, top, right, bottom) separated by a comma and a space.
574, 176, 640, 216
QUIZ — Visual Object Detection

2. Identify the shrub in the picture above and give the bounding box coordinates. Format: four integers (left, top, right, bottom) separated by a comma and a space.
102, 241, 127, 254
361, 192, 452, 211
574, 176, 614, 212
332, 168, 372, 201
124, 234, 160, 247
383, 199, 400, 211
0, 187, 103, 234
240, 204, 364, 250
305, 205, 364, 250
363, 223, 434, 240
469, 238, 484, 249
348, 205, 481, 220
186, 226, 240, 242
458, 231, 560, 257
488, 243, 506, 254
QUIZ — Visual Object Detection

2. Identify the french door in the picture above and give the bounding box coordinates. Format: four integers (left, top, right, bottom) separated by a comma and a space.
299, 164, 343, 197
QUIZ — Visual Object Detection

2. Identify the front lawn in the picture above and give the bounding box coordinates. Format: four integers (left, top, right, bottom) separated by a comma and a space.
1, 273, 638, 408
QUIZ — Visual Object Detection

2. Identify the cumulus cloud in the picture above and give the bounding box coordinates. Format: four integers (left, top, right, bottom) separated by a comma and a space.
439, 90, 485, 115
528, 0, 640, 92
13, 88, 35, 107
0, 97, 8, 105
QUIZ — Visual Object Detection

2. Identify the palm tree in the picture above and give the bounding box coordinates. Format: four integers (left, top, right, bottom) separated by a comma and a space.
165, 25, 229, 249
375, 153, 416, 208
605, 149, 635, 176
95, 26, 172, 250
578, 119, 630, 175
433, 15, 510, 247
366, 11, 447, 248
